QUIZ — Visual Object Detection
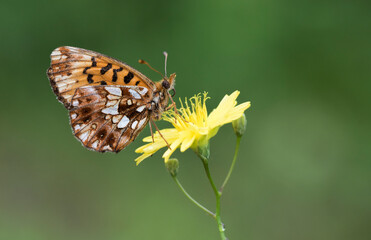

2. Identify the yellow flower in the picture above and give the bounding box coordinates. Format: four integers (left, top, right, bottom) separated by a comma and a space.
135, 91, 251, 165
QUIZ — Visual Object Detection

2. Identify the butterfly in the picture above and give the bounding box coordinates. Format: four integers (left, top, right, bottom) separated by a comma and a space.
47, 46, 176, 152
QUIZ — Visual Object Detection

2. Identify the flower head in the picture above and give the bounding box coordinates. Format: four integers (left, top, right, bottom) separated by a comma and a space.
135, 91, 251, 165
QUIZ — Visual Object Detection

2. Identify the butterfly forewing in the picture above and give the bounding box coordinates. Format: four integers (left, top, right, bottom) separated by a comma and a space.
47, 46, 155, 108
69, 85, 150, 152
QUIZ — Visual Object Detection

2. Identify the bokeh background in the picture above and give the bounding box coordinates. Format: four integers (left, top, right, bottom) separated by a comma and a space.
1, 0, 370, 239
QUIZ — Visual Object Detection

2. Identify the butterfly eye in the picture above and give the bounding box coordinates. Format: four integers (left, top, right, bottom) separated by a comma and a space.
162, 80, 170, 89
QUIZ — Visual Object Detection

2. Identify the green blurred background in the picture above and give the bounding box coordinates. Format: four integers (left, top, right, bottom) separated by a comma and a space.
1, 0, 370, 239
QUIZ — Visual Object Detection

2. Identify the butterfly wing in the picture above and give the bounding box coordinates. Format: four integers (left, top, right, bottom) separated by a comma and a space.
69, 85, 150, 152
47, 46, 156, 108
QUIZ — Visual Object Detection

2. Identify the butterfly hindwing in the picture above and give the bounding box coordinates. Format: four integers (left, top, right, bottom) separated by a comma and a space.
69, 85, 150, 152
47, 46, 156, 108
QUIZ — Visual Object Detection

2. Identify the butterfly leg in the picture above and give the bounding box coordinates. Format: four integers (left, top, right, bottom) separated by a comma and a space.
149, 120, 155, 143
165, 102, 179, 124
168, 94, 179, 115
165, 102, 176, 111
151, 119, 171, 150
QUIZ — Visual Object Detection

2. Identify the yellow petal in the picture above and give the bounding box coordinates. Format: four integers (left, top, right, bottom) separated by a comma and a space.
162, 138, 183, 162
142, 128, 179, 142
180, 135, 196, 152
135, 143, 152, 153
135, 153, 152, 165
220, 101, 251, 124
207, 91, 240, 129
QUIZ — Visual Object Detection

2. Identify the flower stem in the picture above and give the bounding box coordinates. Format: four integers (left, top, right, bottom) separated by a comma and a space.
201, 160, 227, 240
171, 175, 216, 219
220, 136, 241, 193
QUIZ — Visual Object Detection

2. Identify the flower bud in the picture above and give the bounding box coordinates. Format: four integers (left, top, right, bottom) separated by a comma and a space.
165, 158, 179, 177
195, 135, 210, 163
232, 113, 247, 137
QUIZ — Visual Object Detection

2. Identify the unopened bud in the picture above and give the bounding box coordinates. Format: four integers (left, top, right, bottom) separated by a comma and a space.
165, 158, 179, 177
232, 113, 247, 137
195, 135, 210, 163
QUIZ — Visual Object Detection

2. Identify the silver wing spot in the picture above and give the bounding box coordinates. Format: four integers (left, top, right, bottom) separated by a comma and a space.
101, 102, 119, 115
112, 115, 123, 124
137, 118, 147, 129
118, 116, 130, 128
131, 120, 138, 129
129, 89, 141, 99
107, 94, 121, 100
79, 131, 90, 142
136, 106, 145, 112
91, 140, 99, 149
139, 88, 148, 95
106, 100, 119, 107
105, 87, 122, 96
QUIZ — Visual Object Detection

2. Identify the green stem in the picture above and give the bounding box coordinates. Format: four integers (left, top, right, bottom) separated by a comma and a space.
172, 175, 216, 219
202, 160, 227, 240
220, 136, 242, 193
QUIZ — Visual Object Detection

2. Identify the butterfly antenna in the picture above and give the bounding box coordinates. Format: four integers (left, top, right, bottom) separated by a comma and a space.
163, 51, 168, 77
138, 59, 165, 79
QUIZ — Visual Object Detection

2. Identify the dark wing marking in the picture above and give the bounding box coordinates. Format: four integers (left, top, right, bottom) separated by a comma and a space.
68, 85, 151, 152
47, 46, 155, 108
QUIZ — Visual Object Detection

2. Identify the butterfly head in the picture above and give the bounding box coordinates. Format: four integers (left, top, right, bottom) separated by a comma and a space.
139, 52, 176, 119
161, 73, 176, 97
139, 52, 176, 97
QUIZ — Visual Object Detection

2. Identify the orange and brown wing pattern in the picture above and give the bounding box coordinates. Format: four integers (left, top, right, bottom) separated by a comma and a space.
47, 46, 155, 108
69, 85, 150, 152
